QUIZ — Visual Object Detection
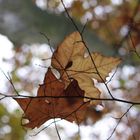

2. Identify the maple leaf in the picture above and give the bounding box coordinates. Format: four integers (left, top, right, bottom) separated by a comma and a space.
14, 68, 88, 129
52, 31, 121, 103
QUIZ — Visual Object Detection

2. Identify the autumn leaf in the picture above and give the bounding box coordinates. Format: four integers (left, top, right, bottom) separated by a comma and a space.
52, 31, 85, 70
14, 32, 121, 128
52, 31, 121, 103
14, 68, 89, 129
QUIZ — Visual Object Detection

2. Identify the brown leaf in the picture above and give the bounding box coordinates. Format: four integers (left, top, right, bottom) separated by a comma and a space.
14, 68, 89, 129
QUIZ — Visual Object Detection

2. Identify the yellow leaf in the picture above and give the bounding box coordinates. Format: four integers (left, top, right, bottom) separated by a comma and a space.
68, 53, 121, 82
52, 31, 121, 104
52, 32, 85, 70
74, 74, 101, 104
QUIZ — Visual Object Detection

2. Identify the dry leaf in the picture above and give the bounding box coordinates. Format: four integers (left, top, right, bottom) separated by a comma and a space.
52, 31, 121, 104
14, 68, 88, 129
52, 31, 85, 70
14, 31, 121, 128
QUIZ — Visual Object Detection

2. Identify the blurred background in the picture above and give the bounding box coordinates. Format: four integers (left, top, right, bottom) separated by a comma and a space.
0, 0, 140, 139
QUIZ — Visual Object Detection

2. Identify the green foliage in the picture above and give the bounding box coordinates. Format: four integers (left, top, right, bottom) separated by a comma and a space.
0, 104, 25, 140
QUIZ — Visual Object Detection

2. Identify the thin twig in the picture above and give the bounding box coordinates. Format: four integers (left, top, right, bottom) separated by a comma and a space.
0, 69, 19, 95
1, 91, 140, 106
60, 0, 115, 99
107, 105, 133, 140
81, 19, 88, 35
31, 119, 61, 136
82, 37, 116, 99
60, 0, 79, 32
31, 102, 88, 136
54, 118, 62, 140
40, 32, 72, 82
50, 77, 62, 140
106, 67, 118, 84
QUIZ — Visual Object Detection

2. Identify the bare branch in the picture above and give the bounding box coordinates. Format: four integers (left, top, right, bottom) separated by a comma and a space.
0, 69, 19, 95
107, 105, 133, 140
